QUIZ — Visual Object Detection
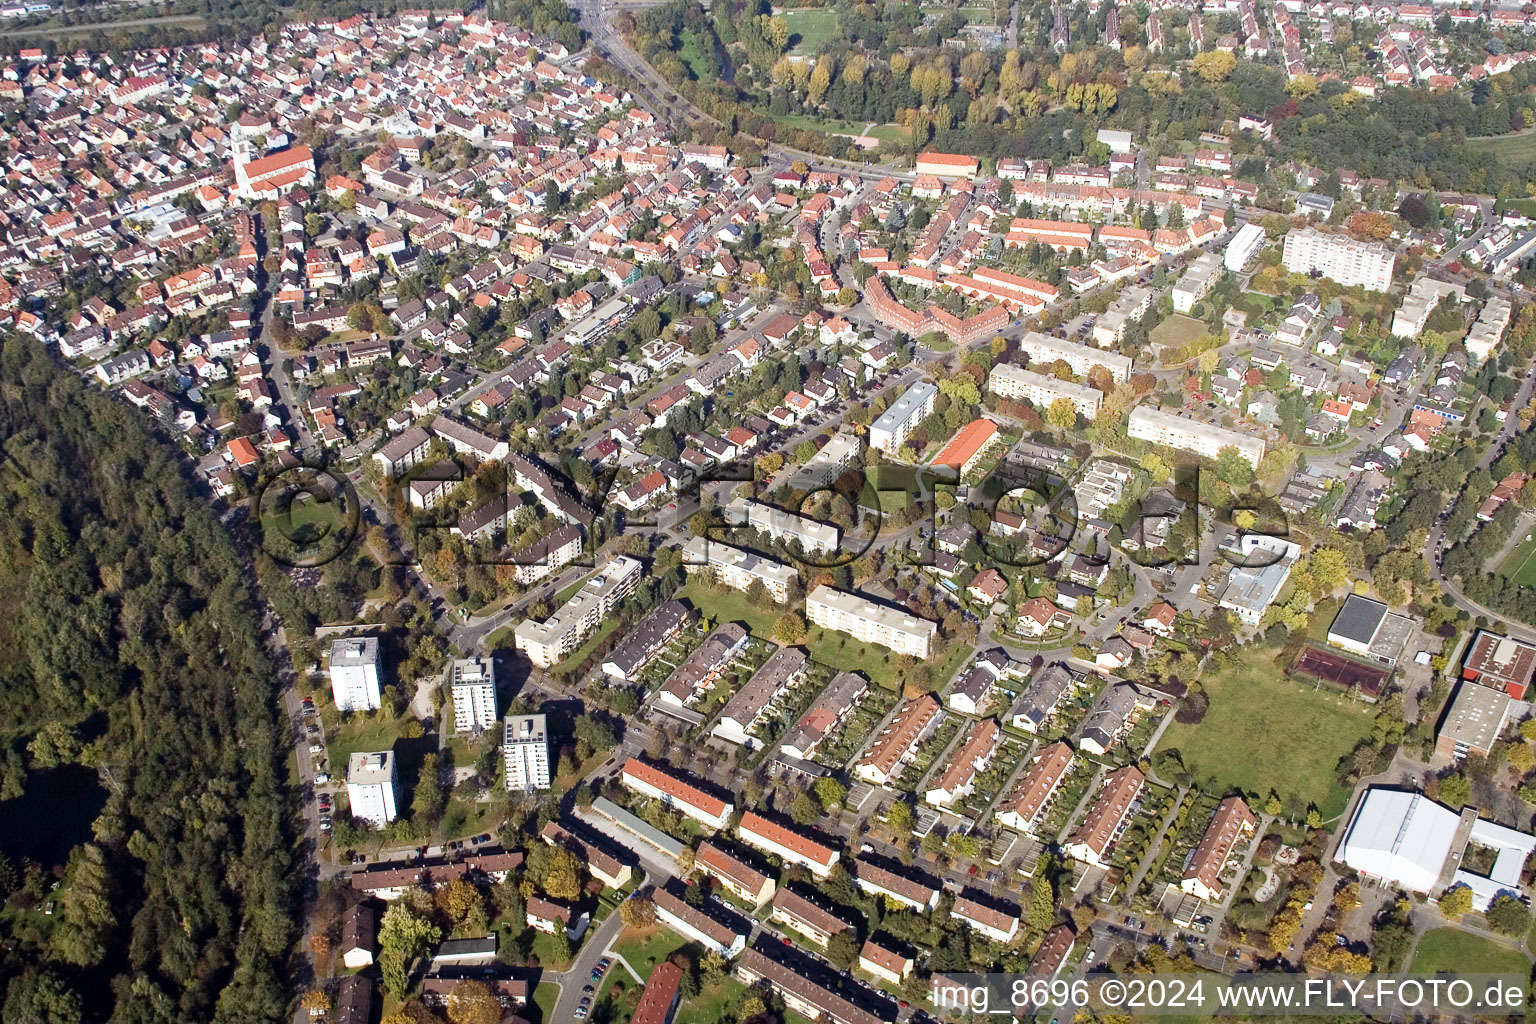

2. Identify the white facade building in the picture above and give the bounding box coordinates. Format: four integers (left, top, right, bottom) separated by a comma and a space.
869, 381, 937, 456
988, 363, 1103, 419
806, 585, 937, 658
346, 750, 398, 827
329, 636, 382, 712
1127, 405, 1267, 468
1282, 228, 1395, 292
1017, 331, 1132, 382
514, 556, 643, 666
503, 714, 551, 791
449, 656, 497, 733
1224, 222, 1266, 272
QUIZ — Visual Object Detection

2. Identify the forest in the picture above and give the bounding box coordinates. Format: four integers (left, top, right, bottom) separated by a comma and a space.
0, 338, 294, 1024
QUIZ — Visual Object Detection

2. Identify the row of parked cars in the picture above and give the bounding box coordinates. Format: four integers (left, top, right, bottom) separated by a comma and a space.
299, 696, 333, 835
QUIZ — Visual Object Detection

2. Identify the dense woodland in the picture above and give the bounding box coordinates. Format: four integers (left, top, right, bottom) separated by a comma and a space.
0, 338, 293, 1024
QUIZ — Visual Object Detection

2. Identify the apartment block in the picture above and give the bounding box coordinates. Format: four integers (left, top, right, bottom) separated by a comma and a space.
681, 536, 798, 602
346, 750, 398, 827
870, 381, 938, 456
1127, 405, 1266, 468
989, 363, 1103, 420
737, 811, 840, 878
807, 585, 937, 659
1017, 331, 1132, 383
621, 757, 734, 831
514, 555, 642, 667
503, 714, 551, 792
449, 656, 497, 733
1282, 228, 1395, 292
329, 636, 382, 712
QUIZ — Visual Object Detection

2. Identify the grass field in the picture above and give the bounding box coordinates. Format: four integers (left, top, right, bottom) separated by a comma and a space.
1410, 928, 1531, 975
1150, 313, 1209, 350
611, 925, 687, 975
1157, 649, 1375, 820
674, 580, 911, 687
678, 29, 713, 81
781, 7, 838, 52
531, 983, 559, 1024
1497, 531, 1536, 587
1466, 131, 1536, 165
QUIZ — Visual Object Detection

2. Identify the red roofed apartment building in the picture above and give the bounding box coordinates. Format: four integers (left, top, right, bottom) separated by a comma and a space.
737, 811, 840, 878
232, 142, 316, 200
930, 418, 1002, 476
620, 758, 734, 830
631, 962, 684, 1024
915, 152, 981, 179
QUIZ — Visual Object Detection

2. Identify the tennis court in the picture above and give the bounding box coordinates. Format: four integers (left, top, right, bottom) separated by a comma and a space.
1292, 646, 1391, 698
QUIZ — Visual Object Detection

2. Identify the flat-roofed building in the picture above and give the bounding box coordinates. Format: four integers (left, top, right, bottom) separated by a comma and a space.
448, 656, 496, 733
514, 555, 642, 666
726, 497, 841, 555
1180, 796, 1257, 901
330, 635, 382, 712
1436, 682, 1512, 761
1064, 765, 1145, 865
682, 536, 798, 601
347, 750, 398, 827
994, 741, 1074, 835
855, 694, 941, 785
696, 840, 777, 907
870, 381, 938, 456
807, 585, 937, 659
1017, 331, 1132, 383
737, 811, 840, 878
1282, 228, 1395, 292
502, 714, 551, 791
1462, 630, 1536, 699
713, 646, 808, 746
621, 757, 735, 831
988, 363, 1103, 419
1128, 405, 1266, 468
1218, 535, 1301, 626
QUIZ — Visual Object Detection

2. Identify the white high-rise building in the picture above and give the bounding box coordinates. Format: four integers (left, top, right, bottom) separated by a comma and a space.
449, 656, 497, 733
869, 381, 937, 456
806, 585, 937, 658
503, 714, 551, 791
329, 636, 381, 712
346, 751, 398, 827
1282, 228, 1395, 292
514, 556, 643, 667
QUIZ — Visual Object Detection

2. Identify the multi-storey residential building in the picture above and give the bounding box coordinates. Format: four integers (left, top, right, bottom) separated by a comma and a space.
681, 537, 798, 601
778, 670, 868, 763
712, 646, 808, 747
1224, 222, 1267, 272
929, 418, 1003, 476
725, 497, 840, 555
1017, 331, 1132, 382
853, 858, 941, 911
869, 381, 938, 456
988, 363, 1103, 419
806, 585, 937, 659
695, 841, 777, 907
1171, 252, 1223, 313
924, 718, 1001, 807
620, 758, 734, 830
449, 656, 497, 733
502, 714, 551, 792
514, 555, 642, 666
329, 636, 382, 712
1127, 406, 1267, 468
346, 750, 398, 827
1282, 228, 1395, 292
737, 811, 840, 877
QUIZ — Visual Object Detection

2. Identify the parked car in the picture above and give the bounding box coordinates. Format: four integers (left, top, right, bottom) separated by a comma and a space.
313, 772, 330, 784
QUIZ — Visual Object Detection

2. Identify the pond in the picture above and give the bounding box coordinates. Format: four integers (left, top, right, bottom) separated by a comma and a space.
0, 764, 107, 868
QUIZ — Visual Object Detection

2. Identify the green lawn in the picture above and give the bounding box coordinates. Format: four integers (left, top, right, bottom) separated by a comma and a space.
1410, 928, 1531, 975
677, 978, 749, 1023
531, 982, 559, 1024
678, 29, 713, 81
1149, 313, 1208, 350
1157, 648, 1375, 820
1466, 131, 1536, 165
1497, 530, 1536, 588
610, 925, 688, 976
781, 7, 838, 52
675, 580, 909, 687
